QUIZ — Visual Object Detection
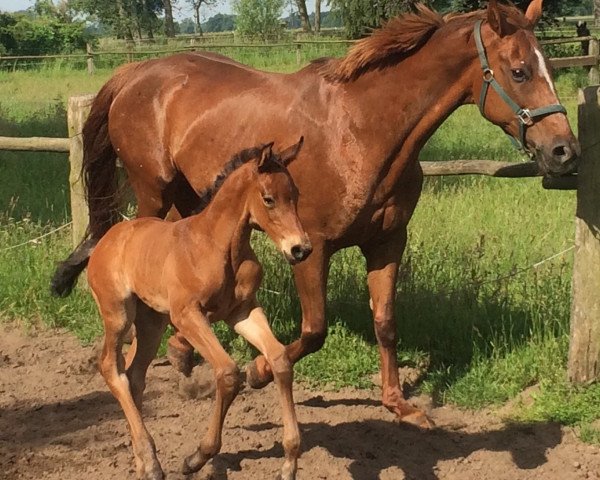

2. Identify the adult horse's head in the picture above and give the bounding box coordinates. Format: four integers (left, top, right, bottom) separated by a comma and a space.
473, 0, 579, 175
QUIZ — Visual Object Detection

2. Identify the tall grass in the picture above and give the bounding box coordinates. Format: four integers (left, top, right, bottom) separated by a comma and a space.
0, 61, 598, 441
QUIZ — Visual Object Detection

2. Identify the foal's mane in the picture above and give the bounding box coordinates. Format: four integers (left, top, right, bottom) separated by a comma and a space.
318, 2, 531, 82
193, 145, 266, 214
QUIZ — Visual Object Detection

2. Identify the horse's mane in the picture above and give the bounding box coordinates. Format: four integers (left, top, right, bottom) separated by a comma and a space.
317, 2, 531, 82
193, 145, 267, 214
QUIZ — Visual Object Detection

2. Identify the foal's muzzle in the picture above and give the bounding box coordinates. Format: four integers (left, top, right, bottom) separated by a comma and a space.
284, 241, 312, 265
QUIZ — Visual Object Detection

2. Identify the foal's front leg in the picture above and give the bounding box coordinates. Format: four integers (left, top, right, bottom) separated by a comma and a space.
170, 304, 241, 475
247, 241, 329, 389
232, 306, 300, 480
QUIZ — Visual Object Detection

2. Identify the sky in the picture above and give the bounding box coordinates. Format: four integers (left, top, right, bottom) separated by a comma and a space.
0, 0, 319, 21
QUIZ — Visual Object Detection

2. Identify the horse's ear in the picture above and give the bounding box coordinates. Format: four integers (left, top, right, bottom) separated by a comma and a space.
257, 142, 275, 169
279, 136, 304, 166
525, 0, 543, 27
487, 0, 510, 37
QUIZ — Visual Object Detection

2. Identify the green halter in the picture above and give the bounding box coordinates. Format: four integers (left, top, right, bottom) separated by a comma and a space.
474, 20, 567, 152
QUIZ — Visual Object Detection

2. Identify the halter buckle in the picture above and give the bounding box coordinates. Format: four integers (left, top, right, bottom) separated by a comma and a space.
517, 109, 534, 126
482, 68, 494, 82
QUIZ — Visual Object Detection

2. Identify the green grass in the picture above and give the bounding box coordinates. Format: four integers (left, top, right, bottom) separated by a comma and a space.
0, 61, 598, 442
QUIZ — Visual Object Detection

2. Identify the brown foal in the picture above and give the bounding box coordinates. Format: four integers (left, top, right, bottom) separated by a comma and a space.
87, 140, 310, 480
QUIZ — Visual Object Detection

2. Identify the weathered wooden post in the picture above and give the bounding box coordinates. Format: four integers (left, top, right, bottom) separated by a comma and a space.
568, 86, 600, 384
67, 94, 95, 248
86, 43, 95, 75
296, 43, 302, 66
589, 38, 600, 85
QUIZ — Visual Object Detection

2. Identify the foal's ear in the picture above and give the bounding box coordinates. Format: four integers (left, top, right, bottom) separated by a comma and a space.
524, 0, 543, 27
487, 0, 511, 37
279, 136, 304, 166
257, 141, 275, 169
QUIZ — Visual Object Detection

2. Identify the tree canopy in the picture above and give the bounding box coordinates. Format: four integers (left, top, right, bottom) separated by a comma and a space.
0, 1, 90, 55
233, 0, 285, 41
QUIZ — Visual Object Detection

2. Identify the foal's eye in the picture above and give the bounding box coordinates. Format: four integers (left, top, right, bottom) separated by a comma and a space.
511, 69, 527, 83
262, 195, 275, 208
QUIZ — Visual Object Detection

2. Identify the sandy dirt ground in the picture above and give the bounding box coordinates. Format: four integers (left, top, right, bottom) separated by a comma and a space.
1, 323, 599, 480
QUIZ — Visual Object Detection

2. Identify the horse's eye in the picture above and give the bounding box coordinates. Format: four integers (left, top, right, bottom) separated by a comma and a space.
262, 195, 275, 208
511, 68, 527, 82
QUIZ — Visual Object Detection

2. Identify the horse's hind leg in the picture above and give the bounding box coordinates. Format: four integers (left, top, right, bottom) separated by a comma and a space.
97, 295, 164, 480
232, 306, 300, 480
127, 302, 169, 409
170, 305, 241, 475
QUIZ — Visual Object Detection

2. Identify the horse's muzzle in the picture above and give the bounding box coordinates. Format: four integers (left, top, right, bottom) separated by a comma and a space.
540, 138, 580, 177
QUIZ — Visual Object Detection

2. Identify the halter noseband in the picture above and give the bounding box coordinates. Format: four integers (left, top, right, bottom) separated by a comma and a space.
474, 19, 566, 152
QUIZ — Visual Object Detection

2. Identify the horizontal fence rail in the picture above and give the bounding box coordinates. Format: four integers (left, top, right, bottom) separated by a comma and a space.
0, 136, 70, 152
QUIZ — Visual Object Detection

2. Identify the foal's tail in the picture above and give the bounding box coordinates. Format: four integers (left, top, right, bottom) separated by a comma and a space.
51, 63, 141, 297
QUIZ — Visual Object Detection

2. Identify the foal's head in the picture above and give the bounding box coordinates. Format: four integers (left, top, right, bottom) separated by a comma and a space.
248, 138, 312, 265
471, 0, 579, 175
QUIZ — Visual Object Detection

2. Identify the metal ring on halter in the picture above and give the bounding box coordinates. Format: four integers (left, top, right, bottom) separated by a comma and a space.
517, 109, 534, 126
483, 68, 494, 82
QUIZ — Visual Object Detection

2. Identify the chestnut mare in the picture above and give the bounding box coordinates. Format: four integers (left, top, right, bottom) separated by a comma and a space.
88, 140, 310, 480
53, 0, 579, 428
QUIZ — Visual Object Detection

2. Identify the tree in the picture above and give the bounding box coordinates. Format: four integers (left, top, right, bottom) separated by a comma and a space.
596, 0, 600, 27
203, 13, 236, 32
315, 0, 321, 32
0, 5, 91, 55
328, 0, 421, 38
233, 0, 284, 41
187, 0, 220, 36
72, 0, 163, 41
162, 0, 176, 37
295, 0, 311, 31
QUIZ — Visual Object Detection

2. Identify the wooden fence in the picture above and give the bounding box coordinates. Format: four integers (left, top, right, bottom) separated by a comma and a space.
1, 35, 599, 81
0, 88, 598, 386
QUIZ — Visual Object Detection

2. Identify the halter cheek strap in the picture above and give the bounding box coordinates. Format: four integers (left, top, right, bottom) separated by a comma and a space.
474, 20, 567, 152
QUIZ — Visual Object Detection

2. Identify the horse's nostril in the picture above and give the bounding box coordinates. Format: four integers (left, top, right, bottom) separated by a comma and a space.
291, 245, 304, 261
552, 144, 569, 160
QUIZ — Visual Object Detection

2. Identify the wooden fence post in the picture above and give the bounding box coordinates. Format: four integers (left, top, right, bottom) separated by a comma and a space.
86, 43, 95, 75
568, 86, 600, 385
589, 38, 600, 85
67, 94, 95, 249
296, 43, 302, 65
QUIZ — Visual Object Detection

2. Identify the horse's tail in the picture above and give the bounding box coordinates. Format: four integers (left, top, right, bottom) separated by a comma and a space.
50, 62, 142, 297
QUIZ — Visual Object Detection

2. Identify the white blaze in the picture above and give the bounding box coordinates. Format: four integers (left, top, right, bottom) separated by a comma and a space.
534, 48, 557, 96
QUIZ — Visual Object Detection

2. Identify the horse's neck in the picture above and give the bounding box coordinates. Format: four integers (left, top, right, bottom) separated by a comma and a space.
338, 25, 476, 191
189, 173, 252, 268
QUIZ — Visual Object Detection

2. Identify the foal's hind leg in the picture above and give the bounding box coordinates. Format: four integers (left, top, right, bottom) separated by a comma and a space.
97, 296, 164, 480
170, 305, 241, 475
233, 306, 300, 480
127, 302, 169, 409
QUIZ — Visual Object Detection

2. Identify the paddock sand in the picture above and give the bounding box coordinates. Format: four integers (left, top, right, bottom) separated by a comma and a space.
1, 323, 599, 480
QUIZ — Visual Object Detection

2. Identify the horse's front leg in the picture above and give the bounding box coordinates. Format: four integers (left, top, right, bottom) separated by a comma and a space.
362, 229, 434, 428
246, 240, 330, 388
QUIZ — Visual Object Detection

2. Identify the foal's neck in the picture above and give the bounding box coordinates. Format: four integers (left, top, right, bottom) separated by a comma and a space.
188, 169, 253, 266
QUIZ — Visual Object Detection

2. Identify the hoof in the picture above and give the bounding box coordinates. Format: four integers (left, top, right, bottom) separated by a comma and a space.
245, 358, 273, 390
400, 410, 435, 429
167, 338, 195, 377
138, 464, 164, 480
182, 450, 208, 475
